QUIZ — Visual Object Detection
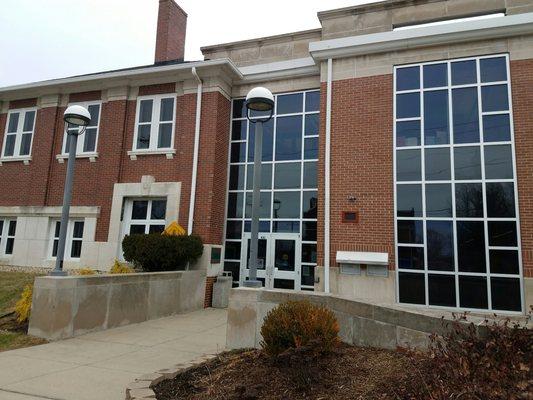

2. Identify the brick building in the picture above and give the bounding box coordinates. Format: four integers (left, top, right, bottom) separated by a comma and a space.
1, 0, 532, 313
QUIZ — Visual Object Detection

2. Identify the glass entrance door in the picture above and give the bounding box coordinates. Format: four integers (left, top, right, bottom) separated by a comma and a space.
240, 233, 301, 290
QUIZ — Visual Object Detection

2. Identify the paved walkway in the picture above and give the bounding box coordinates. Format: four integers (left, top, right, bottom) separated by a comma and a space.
0, 308, 227, 400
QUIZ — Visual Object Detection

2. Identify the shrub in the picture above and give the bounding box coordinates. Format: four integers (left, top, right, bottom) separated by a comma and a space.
122, 233, 203, 272
77, 268, 96, 275
109, 259, 134, 274
260, 300, 339, 357
14, 284, 33, 323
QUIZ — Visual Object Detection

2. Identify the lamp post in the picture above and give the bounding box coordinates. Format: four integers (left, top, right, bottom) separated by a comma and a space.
243, 87, 274, 288
50, 105, 91, 276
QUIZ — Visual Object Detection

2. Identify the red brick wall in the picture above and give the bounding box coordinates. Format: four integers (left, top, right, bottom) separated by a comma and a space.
511, 59, 533, 279
154, 0, 187, 63
318, 75, 395, 271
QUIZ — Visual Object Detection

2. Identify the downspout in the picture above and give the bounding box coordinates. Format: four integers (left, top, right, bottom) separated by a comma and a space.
188, 67, 202, 235
324, 58, 332, 294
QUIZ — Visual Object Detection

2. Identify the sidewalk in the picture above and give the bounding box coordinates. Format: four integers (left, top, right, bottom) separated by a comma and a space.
0, 308, 227, 400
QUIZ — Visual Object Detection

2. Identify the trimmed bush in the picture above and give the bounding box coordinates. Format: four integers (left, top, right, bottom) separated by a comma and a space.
77, 268, 96, 275
109, 259, 134, 274
14, 284, 33, 323
122, 233, 203, 272
260, 300, 340, 357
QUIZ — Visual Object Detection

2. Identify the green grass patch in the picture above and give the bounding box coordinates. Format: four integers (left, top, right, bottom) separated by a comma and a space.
0, 271, 41, 315
0, 331, 46, 352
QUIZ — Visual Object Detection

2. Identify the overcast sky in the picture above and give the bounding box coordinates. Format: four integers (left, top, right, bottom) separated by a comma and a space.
0, 0, 376, 87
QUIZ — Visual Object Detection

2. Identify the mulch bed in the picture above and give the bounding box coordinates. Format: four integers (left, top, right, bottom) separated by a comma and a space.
0, 312, 27, 333
154, 344, 434, 400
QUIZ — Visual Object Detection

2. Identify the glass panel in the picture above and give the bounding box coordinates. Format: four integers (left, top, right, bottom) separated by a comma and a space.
425, 147, 450, 180
20, 133, 32, 156
227, 193, 244, 218
230, 142, 246, 163
302, 221, 317, 241
225, 221, 242, 239
396, 149, 421, 181
302, 243, 317, 263
275, 116, 302, 161
54, 221, 60, 238
23, 111, 35, 132
245, 220, 270, 233
160, 98, 174, 121
491, 278, 521, 311
398, 272, 425, 304
480, 57, 507, 83
428, 274, 456, 307
136, 125, 151, 149
453, 87, 479, 144
423, 63, 447, 88
490, 249, 519, 275
8, 221, 16, 236
483, 114, 510, 142
0, 220, 3, 236
397, 184, 422, 217
427, 220, 454, 271
129, 225, 146, 234
272, 221, 299, 233
246, 164, 272, 190
303, 162, 317, 189
304, 137, 318, 159
451, 60, 477, 85
305, 91, 320, 112
157, 124, 172, 148
398, 246, 424, 270
302, 191, 318, 219
82, 128, 97, 153
396, 93, 420, 118
246, 238, 267, 270
396, 66, 420, 91
274, 162, 301, 189
87, 105, 99, 127
5, 237, 14, 254
272, 192, 300, 218
396, 120, 420, 147
245, 192, 271, 219
52, 239, 59, 257
150, 200, 167, 219
484, 145, 513, 179
397, 220, 423, 244
424, 90, 449, 145
131, 201, 148, 219
4, 135, 15, 157
224, 241, 241, 260
274, 279, 294, 289
229, 165, 245, 190
7, 113, 19, 133
488, 221, 517, 247
232, 120, 247, 140
459, 276, 488, 309
72, 221, 84, 238
70, 240, 82, 258
305, 114, 319, 136
301, 265, 315, 286
224, 261, 240, 282
455, 183, 483, 218
425, 183, 452, 217
149, 225, 165, 233
454, 146, 481, 180
457, 221, 486, 272
232, 99, 246, 119
139, 99, 153, 123
277, 93, 303, 115
486, 182, 515, 218
248, 119, 274, 161
481, 85, 509, 112
275, 239, 295, 271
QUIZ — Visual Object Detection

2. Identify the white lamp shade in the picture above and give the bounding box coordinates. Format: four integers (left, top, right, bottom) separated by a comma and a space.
245, 87, 274, 112
64, 105, 91, 127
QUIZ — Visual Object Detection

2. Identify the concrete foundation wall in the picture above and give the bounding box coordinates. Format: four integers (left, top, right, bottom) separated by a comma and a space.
29, 270, 206, 340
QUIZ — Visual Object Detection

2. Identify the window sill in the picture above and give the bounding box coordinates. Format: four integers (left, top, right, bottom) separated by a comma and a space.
0, 156, 32, 165
127, 149, 176, 160
56, 153, 98, 163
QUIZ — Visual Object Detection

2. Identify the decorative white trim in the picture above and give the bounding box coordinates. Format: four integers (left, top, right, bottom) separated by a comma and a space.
127, 149, 176, 160
0, 156, 32, 165
0, 205, 100, 218
239, 58, 319, 83
309, 12, 533, 61
56, 152, 98, 163
336, 251, 389, 266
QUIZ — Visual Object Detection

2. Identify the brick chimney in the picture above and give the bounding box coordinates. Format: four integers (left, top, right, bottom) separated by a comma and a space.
154, 0, 187, 63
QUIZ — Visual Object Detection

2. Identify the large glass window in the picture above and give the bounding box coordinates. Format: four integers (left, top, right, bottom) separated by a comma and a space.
50, 220, 84, 259
395, 55, 522, 312
2, 109, 36, 158
224, 90, 319, 289
133, 95, 175, 151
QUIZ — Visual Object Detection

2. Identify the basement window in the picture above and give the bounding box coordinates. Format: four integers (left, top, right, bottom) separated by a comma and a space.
393, 13, 505, 31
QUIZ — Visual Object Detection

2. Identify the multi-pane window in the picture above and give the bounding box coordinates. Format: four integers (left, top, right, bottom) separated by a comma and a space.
2, 109, 36, 158
125, 199, 167, 235
50, 220, 85, 259
63, 103, 101, 155
394, 54, 522, 312
0, 219, 17, 256
224, 90, 320, 289
133, 95, 175, 151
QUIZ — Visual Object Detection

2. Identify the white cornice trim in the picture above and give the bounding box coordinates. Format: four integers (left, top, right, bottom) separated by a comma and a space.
309, 12, 533, 61
239, 57, 319, 83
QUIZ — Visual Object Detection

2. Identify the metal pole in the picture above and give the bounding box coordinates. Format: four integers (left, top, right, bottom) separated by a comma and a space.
243, 120, 263, 288
51, 131, 79, 276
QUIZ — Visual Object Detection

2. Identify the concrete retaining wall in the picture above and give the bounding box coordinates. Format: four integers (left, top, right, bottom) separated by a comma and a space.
29, 270, 206, 340
226, 288, 484, 351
